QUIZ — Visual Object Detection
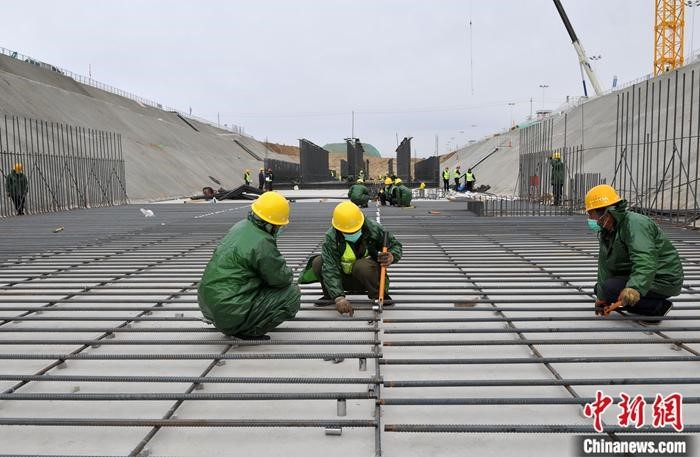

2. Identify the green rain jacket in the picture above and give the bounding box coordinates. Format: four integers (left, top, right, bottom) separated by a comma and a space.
197, 214, 299, 335
395, 185, 412, 207
5, 171, 28, 196
596, 201, 683, 298
348, 183, 370, 205
550, 159, 565, 185
299, 218, 403, 299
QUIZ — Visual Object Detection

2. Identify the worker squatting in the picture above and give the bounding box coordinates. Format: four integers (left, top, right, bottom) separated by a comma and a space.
197, 184, 683, 340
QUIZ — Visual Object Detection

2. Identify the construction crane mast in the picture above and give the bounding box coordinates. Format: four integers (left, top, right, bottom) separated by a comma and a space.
654, 0, 685, 76
552, 0, 604, 96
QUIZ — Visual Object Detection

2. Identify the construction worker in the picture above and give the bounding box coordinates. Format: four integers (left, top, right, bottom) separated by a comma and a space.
258, 168, 265, 191
452, 166, 462, 191
244, 169, 252, 186
379, 177, 394, 206
393, 178, 412, 207
197, 191, 300, 340
465, 168, 476, 192
348, 178, 370, 208
5, 163, 28, 215
265, 168, 274, 191
550, 152, 565, 205
442, 167, 450, 193
418, 182, 426, 198
585, 184, 683, 321
299, 201, 403, 316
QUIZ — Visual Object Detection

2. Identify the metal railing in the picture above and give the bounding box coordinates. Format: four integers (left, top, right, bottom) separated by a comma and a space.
0, 46, 247, 136
0, 114, 127, 217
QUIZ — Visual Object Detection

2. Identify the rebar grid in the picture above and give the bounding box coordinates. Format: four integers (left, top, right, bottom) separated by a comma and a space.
0, 202, 698, 456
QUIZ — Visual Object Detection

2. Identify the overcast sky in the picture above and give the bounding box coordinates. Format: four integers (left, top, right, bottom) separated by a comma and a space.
2, 0, 688, 157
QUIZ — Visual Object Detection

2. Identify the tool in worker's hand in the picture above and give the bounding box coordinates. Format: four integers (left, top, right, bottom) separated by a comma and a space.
209, 176, 222, 185
377, 231, 389, 309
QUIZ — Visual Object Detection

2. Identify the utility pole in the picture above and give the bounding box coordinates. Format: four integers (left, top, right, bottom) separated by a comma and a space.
529, 98, 533, 119
351, 111, 355, 139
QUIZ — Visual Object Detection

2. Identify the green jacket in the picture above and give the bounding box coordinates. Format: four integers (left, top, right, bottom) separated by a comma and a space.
550, 159, 565, 185
395, 185, 412, 207
596, 201, 683, 298
299, 218, 403, 299
348, 183, 369, 204
198, 214, 293, 330
5, 171, 28, 196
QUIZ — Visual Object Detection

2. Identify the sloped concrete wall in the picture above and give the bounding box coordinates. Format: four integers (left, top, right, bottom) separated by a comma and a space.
0, 54, 279, 202
444, 59, 700, 213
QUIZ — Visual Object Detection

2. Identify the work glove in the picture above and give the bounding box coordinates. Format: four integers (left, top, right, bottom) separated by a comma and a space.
335, 296, 354, 317
618, 288, 641, 307
377, 252, 394, 268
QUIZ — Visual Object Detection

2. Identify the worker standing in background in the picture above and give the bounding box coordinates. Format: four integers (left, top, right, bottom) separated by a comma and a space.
197, 191, 300, 340
550, 152, 565, 206
258, 168, 265, 191
244, 169, 252, 186
418, 182, 426, 198
348, 178, 370, 207
265, 168, 274, 191
442, 167, 450, 193
453, 165, 462, 191
585, 185, 683, 322
465, 168, 476, 192
5, 163, 28, 216
299, 201, 403, 316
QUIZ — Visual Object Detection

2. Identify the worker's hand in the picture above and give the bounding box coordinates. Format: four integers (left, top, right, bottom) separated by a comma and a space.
335, 296, 354, 317
377, 252, 394, 268
594, 299, 607, 316
618, 288, 641, 307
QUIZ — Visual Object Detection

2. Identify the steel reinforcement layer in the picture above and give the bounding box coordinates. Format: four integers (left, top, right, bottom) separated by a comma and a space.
0, 200, 698, 456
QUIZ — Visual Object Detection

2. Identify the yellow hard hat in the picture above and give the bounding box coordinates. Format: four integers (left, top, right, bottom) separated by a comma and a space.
384, 177, 393, 185
419, 182, 426, 189
251, 191, 290, 226
395, 178, 402, 185
553, 151, 561, 160
332, 201, 365, 233
14, 163, 23, 173
585, 184, 622, 212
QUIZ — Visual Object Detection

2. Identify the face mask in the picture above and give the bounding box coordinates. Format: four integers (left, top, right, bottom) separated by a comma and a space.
274, 227, 285, 239
586, 219, 601, 232
343, 230, 362, 243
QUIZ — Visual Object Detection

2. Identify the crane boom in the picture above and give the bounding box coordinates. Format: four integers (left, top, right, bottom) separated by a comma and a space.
552, 0, 604, 96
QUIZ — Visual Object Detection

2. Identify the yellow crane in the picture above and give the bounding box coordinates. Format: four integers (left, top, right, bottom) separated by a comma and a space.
654, 0, 685, 75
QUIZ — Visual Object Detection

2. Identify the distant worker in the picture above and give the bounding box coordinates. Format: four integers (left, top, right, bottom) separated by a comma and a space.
453, 166, 462, 191
418, 182, 426, 198
442, 167, 450, 193
379, 177, 394, 206
265, 168, 274, 191
393, 178, 412, 207
244, 169, 252, 186
550, 152, 565, 206
359, 169, 365, 181
5, 163, 28, 216
465, 168, 476, 192
585, 185, 683, 322
197, 191, 301, 340
258, 168, 265, 191
348, 178, 370, 208
299, 201, 403, 316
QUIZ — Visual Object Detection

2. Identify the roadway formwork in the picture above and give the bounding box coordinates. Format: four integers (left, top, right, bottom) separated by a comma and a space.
0, 200, 698, 456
